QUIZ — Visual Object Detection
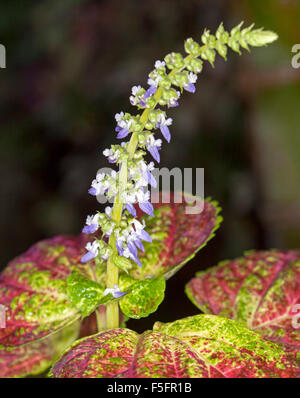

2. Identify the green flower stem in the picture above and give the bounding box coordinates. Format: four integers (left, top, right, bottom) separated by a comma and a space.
88, 264, 107, 331
105, 52, 201, 329
95, 306, 107, 332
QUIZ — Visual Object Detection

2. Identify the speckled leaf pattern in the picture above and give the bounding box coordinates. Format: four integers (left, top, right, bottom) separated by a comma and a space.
66, 272, 104, 317
131, 193, 222, 280
119, 277, 166, 319
0, 235, 90, 377
51, 315, 299, 378
0, 235, 90, 348
0, 193, 221, 376
0, 319, 80, 378
186, 250, 300, 363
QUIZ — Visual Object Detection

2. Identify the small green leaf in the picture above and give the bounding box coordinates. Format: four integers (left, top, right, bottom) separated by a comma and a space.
119, 277, 166, 319
112, 255, 133, 273
66, 272, 104, 317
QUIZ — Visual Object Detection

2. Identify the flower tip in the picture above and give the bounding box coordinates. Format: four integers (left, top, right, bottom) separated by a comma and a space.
88, 187, 97, 196
80, 254, 88, 263
250, 29, 279, 46
263, 31, 278, 44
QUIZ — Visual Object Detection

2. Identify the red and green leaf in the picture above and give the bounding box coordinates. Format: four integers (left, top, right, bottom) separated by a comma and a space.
62, 194, 222, 320
131, 193, 222, 280
0, 235, 89, 348
186, 250, 300, 363
50, 314, 299, 378
119, 276, 166, 319
0, 193, 221, 376
0, 235, 90, 377
0, 319, 80, 378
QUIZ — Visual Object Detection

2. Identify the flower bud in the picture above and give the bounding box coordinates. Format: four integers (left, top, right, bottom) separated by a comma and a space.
215, 23, 229, 42
159, 78, 172, 89
120, 220, 128, 228
113, 255, 133, 273
145, 122, 153, 130
164, 52, 184, 69
216, 41, 227, 59
132, 121, 143, 133
148, 110, 158, 124
246, 29, 278, 47
158, 98, 168, 106
230, 21, 244, 38
228, 38, 241, 54
201, 48, 216, 66
186, 58, 203, 73
184, 38, 201, 56
138, 133, 146, 145
145, 97, 156, 108
171, 72, 188, 87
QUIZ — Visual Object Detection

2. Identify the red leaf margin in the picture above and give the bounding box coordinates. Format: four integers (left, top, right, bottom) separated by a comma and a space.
0, 194, 221, 377
186, 250, 300, 365
50, 315, 300, 378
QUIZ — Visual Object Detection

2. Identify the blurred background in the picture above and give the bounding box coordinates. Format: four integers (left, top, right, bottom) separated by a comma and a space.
0, 0, 300, 331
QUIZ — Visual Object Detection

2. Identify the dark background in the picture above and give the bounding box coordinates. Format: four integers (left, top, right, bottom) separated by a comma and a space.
1, 0, 300, 332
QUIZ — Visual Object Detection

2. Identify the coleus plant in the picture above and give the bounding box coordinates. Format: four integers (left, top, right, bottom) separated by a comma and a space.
1, 22, 294, 378
186, 250, 300, 365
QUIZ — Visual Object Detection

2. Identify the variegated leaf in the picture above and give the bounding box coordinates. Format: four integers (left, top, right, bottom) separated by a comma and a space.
0, 235, 90, 377
0, 319, 80, 378
186, 250, 300, 363
64, 194, 221, 319
0, 235, 90, 349
0, 193, 221, 376
130, 193, 222, 280
50, 314, 299, 378
119, 277, 166, 319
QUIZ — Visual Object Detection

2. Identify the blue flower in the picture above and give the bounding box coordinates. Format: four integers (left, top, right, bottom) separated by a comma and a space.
183, 72, 197, 93
80, 241, 100, 263
82, 214, 100, 234
157, 114, 173, 143
103, 284, 125, 298
144, 85, 157, 99
146, 135, 162, 163
126, 203, 137, 217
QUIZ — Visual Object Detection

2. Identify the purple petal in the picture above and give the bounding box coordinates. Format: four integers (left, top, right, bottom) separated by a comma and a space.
184, 83, 196, 93
115, 126, 121, 132
116, 239, 124, 256
144, 85, 157, 99
140, 99, 146, 107
133, 238, 145, 252
80, 251, 96, 263
132, 256, 142, 268
139, 229, 152, 243
88, 187, 97, 196
113, 291, 126, 298
146, 170, 157, 188
159, 124, 171, 143
108, 157, 117, 164
117, 128, 129, 139
149, 146, 160, 163
139, 201, 154, 217
126, 203, 137, 217
127, 240, 138, 258
82, 224, 98, 234
169, 100, 179, 107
